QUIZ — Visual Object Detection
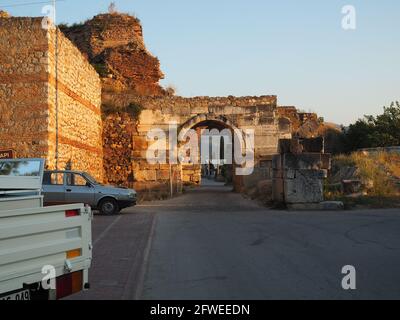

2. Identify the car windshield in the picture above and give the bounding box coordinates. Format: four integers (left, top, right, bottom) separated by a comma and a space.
83, 173, 102, 185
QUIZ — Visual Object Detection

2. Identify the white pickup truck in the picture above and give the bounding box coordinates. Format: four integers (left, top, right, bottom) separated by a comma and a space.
0, 159, 92, 300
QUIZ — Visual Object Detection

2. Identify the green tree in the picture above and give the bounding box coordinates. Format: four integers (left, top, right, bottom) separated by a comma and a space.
343, 101, 400, 151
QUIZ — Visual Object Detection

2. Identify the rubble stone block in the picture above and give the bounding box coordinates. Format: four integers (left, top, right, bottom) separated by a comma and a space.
272, 154, 282, 171
272, 169, 283, 179
290, 139, 304, 154
342, 180, 362, 195
283, 153, 322, 170
285, 176, 323, 204
257, 180, 273, 196
272, 178, 285, 202
296, 169, 327, 179
300, 137, 324, 153
278, 139, 292, 154
319, 201, 344, 211
285, 169, 296, 179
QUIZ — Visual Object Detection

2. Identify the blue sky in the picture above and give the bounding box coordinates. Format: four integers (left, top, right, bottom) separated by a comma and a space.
2, 0, 399, 125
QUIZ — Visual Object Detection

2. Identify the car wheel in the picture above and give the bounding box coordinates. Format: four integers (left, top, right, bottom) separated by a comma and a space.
99, 198, 119, 215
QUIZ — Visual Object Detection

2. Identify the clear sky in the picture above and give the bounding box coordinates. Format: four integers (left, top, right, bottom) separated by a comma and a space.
2, 0, 399, 125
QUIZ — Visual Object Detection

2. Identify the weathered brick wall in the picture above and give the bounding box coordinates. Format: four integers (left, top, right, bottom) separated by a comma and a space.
0, 17, 103, 181
0, 17, 50, 159
102, 93, 292, 192
47, 28, 103, 181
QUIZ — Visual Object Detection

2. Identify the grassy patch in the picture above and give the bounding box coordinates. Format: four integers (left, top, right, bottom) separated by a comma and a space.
333, 152, 398, 197
326, 151, 400, 209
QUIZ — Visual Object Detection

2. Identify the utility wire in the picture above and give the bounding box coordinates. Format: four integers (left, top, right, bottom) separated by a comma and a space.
0, 0, 65, 8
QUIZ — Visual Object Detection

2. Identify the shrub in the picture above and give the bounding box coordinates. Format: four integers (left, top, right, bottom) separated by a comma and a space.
165, 85, 177, 96
92, 63, 109, 78
102, 102, 143, 121
343, 101, 400, 152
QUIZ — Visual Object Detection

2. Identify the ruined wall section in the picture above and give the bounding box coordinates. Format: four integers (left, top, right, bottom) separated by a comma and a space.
0, 17, 50, 159
0, 17, 103, 182
61, 13, 165, 97
47, 28, 103, 181
101, 94, 291, 192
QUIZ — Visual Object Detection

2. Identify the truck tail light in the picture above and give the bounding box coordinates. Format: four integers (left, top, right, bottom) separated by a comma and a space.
66, 249, 82, 259
56, 271, 83, 300
65, 209, 80, 217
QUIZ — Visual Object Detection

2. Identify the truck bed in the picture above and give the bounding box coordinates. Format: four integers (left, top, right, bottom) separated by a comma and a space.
0, 203, 92, 296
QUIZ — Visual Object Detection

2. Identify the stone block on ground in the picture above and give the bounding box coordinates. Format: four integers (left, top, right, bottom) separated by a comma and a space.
342, 180, 362, 195
285, 176, 323, 204
257, 180, 273, 199
278, 139, 292, 154
272, 178, 284, 202
272, 169, 283, 179
290, 138, 304, 154
319, 201, 344, 211
272, 154, 282, 171
300, 137, 324, 153
283, 153, 323, 170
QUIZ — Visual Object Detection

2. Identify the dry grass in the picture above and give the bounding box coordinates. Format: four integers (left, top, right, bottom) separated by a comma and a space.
375, 152, 400, 179
326, 151, 400, 209
332, 151, 400, 197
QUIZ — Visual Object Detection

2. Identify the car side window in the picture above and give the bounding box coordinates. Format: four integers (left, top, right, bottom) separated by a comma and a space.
66, 173, 88, 187
43, 172, 64, 185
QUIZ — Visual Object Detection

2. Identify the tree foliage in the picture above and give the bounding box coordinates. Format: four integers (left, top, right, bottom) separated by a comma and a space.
343, 101, 400, 152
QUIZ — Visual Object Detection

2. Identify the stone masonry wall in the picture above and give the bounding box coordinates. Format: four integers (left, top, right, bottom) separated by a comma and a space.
47, 28, 103, 181
61, 13, 166, 97
102, 93, 292, 192
0, 17, 103, 182
0, 17, 50, 159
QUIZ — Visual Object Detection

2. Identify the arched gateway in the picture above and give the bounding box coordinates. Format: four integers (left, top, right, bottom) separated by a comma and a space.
115, 95, 293, 196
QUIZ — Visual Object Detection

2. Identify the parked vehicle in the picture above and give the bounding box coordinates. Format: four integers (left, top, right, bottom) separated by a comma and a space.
0, 159, 92, 300
42, 170, 137, 215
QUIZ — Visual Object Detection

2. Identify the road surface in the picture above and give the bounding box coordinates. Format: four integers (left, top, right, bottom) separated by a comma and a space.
70, 181, 400, 300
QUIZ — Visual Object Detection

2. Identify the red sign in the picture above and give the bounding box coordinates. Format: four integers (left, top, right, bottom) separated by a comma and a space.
0, 149, 15, 159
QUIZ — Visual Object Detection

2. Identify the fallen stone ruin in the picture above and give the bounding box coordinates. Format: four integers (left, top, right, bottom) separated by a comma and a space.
272, 137, 344, 210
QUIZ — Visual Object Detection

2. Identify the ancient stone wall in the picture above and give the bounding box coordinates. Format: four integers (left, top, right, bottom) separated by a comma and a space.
47, 28, 103, 181
0, 17, 103, 181
0, 17, 50, 159
277, 106, 318, 132
102, 93, 292, 192
61, 14, 165, 97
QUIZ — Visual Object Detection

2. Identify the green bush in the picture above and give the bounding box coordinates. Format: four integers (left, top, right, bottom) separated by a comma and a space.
102, 102, 143, 121
92, 63, 109, 78
343, 101, 400, 152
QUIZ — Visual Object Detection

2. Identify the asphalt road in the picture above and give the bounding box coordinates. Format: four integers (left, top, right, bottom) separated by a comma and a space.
71, 181, 400, 300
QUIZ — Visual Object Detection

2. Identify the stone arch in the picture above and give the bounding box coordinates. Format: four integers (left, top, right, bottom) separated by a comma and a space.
177, 113, 246, 187
178, 114, 248, 151
179, 114, 237, 139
